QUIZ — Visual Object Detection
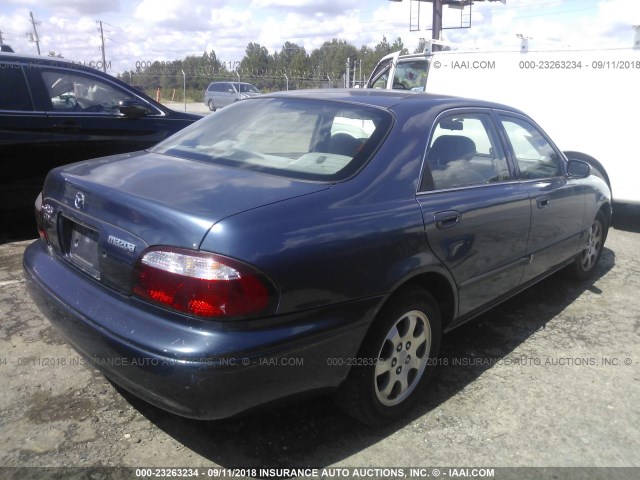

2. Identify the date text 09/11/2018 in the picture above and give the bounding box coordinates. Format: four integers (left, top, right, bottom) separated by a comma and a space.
134, 60, 240, 71
517, 60, 640, 70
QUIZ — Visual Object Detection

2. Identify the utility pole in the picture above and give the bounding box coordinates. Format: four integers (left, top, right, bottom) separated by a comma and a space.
391, 1, 506, 51
98, 20, 107, 72
345, 57, 350, 88
0, 30, 4, 44
432, 0, 443, 43
29, 11, 41, 55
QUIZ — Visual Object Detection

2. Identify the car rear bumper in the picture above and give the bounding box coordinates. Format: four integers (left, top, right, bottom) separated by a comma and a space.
23, 240, 378, 420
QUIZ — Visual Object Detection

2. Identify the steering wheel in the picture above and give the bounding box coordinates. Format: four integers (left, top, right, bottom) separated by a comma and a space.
82, 103, 105, 113
63, 96, 78, 110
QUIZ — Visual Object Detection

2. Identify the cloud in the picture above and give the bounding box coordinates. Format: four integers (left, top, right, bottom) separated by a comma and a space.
2, 0, 637, 76
5, 0, 121, 15
249, 0, 361, 16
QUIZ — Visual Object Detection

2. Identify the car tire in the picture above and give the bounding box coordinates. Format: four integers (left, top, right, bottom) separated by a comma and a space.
566, 210, 608, 280
208, 100, 216, 112
335, 287, 442, 426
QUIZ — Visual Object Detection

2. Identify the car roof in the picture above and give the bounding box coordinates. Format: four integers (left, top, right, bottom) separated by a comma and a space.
210, 81, 254, 84
261, 88, 524, 114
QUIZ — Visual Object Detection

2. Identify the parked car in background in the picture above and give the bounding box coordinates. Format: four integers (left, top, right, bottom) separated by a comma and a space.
24, 90, 611, 426
0, 52, 201, 240
204, 81, 261, 111
0, 44, 15, 52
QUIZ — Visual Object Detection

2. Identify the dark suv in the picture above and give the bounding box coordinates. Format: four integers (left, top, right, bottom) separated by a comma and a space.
0, 53, 201, 241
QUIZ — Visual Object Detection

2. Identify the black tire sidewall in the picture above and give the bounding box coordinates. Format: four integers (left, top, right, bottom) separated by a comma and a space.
571, 210, 608, 280
340, 288, 442, 425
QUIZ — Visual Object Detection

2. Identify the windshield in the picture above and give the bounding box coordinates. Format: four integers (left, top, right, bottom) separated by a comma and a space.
394, 59, 428, 91
239, 83, 260, 93
151, 97, 392, 182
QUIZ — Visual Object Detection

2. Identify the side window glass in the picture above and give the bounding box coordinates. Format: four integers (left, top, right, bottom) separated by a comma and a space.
369, 59, 392, 89
371, 72, 389, 89
41, 70, 135, 113
500, 116, 561, 179
0, 65, 33, 111
426, 113, 510, 190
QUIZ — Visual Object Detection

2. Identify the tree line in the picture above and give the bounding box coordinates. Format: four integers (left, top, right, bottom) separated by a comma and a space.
117, 36, 428, 101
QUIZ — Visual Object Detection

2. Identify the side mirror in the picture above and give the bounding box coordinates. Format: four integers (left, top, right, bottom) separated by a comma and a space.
118, 100, 151, 118
567, 159, 591, 179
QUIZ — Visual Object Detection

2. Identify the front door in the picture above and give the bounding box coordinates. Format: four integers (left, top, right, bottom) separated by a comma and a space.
496, 113, 585, 283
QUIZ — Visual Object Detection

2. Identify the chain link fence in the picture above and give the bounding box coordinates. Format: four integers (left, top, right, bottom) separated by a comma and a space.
121, 67, 370, 106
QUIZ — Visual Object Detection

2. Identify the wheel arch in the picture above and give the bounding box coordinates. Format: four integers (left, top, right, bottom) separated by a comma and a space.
599, 201, 612, 231
564, 150, 612, 194
383, 270, 457, 331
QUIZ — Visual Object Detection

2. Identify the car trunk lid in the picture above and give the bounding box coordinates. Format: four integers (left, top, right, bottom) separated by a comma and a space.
40, 151, 328, 294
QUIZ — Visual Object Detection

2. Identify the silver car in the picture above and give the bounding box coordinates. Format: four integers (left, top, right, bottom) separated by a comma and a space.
203, 81, 261, 111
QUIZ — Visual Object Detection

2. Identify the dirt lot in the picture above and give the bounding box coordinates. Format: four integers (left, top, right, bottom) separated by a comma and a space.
1, 205, 639, 477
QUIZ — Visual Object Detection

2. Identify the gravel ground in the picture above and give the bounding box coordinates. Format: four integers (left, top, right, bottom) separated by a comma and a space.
0, 205, 638, 477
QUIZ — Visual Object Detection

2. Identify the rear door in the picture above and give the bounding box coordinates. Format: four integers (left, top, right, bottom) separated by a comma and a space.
496, 112, 585, 283
418, 109, 531, 320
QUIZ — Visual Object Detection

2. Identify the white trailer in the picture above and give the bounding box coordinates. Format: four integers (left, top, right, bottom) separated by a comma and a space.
366, 42, 640, 204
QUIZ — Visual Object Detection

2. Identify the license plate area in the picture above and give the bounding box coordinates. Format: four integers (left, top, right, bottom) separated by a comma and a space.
62, 218, 101, 280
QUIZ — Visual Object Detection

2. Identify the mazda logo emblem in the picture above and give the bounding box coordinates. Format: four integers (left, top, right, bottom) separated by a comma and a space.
74, 192, 86, 210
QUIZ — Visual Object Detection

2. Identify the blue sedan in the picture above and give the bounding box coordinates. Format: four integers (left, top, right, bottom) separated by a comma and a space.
23, 90, 611, 425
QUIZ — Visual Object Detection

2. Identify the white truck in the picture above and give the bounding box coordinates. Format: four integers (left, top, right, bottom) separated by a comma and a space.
366, 42, 640, 204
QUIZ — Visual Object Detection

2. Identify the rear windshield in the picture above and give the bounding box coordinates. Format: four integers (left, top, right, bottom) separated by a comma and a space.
151, 97, 392, 182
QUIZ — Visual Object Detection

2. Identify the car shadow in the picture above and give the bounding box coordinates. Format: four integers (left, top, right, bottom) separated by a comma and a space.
0, 210, 38, 245
612, 203, 640, 233
115, 246, 615, 469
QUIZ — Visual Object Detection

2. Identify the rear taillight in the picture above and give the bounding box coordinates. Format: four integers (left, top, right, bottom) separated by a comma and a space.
132, 247, 277, 319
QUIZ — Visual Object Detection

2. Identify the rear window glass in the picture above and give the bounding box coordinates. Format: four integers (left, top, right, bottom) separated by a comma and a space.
152, 97, 392, 182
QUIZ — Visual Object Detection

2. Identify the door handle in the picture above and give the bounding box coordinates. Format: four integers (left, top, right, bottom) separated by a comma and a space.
434, 210, 461, 229
52, 121, 81, 134
536, 195, 550, 209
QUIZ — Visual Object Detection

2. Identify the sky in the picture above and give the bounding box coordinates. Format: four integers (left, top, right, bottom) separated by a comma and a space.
1, 0, 639, 74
